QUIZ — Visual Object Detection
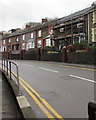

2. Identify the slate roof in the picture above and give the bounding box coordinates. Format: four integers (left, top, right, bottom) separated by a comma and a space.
57, 5, 95, 24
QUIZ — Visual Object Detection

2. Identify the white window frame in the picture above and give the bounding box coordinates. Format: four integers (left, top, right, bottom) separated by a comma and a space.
22, 35, 25, 40
38, 30, 41, 37
59, 28, 64, 32
37, 40, 42, 48
26, 43, 28, 50
3, 46, 6, 51
31, 32, 34, 38
3, 40, 6, 44
22, 43, 25, 49
16, 37, 19, 42
46, 38, 51, 47
77, 23, 83, 28
28, 42, 35, 49
9, 38, 11, 43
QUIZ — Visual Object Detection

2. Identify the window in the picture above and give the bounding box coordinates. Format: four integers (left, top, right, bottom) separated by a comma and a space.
26, 43, 28, 50
16, 37, 19, 42
38, 30, 41, 37
49, 28, 53, 35
46, 38, 51, 46
9, 39, 11, 43
59, 28, 64, 32
28, 42, 35, 49
80, 35, 85, 42
22, 43, 25, 49
22, 35, 25, 40
3, 40, 5, 44
8, 45, 11, 51
3, 46, 6, 51
73, 36, 79, 44
37, 40, 42, 48
31, 33, 33, 38
13, 44, 19, 50
77, 23, 83, 28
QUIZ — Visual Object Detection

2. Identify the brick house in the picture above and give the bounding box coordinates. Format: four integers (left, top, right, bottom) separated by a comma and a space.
1, 2, 96, 60
36, 19, 55, 48
53, 3, 96, 50
91, 2, 96, 43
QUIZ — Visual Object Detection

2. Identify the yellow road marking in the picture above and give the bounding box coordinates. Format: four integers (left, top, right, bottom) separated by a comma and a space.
20, 81, 55, 120
12, 72, 64, 120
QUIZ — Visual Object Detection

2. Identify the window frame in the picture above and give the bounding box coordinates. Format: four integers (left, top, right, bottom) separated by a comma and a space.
38, 30, 42, 37
22, 34, 25, 40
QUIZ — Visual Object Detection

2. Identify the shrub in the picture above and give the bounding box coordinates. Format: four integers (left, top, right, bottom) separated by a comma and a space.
86, 46, 96, 51
73, 41, 87, 50
42, 46, 58, 52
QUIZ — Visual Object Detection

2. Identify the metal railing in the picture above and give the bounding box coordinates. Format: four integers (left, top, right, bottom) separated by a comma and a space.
2, 59, 20, 95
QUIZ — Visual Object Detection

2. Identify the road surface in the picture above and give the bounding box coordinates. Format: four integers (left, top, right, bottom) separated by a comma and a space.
4, 60, 95, 119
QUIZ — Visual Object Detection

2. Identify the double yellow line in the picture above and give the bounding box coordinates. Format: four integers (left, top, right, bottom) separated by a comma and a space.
13, 72, 64, 120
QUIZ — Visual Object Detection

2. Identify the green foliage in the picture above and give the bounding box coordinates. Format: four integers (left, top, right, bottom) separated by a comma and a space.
73, 41, 87, 50
86, 46, 96, 51
42, 46, 58, 52
73, 41, 96, 51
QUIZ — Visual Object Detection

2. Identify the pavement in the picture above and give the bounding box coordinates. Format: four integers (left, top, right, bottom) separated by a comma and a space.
0, 71, 24, 119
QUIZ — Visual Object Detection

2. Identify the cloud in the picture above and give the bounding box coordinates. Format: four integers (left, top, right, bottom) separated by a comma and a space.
0, 0, 95, 31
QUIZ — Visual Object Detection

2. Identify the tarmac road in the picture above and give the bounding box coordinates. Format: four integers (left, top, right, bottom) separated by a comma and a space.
9, 60, 95, 119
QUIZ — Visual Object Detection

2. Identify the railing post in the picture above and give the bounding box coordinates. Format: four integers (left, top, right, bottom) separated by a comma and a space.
9, 61, 11, 80
4, 59, 5, 72
6, 60, 8, 76
16, 65, 20, 95
2, 59, 3, 71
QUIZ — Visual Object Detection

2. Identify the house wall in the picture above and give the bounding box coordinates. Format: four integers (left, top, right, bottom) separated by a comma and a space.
92, 9, 96, 42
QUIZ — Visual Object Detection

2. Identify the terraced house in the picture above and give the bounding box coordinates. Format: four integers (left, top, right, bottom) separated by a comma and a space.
92, 3, 96, 43
1, 2, 96, 60
53, 2, 96, 49
2, 19, 55, 59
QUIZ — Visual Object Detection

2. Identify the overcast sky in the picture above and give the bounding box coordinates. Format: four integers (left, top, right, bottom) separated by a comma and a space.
0, 0, 95, 31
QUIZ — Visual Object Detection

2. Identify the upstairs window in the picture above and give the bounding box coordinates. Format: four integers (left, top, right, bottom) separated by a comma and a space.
3, 40, 6, 44
16, 37, 19, 42
9, 38, 11, 43
77, 23, 83, 28
59, 28, 64, 32
22, 35, 25, 40
31, 33, 33, 38
38, 30, 41, 37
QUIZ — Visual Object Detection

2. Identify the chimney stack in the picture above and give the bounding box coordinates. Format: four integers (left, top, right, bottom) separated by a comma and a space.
42, 18, 48, 24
